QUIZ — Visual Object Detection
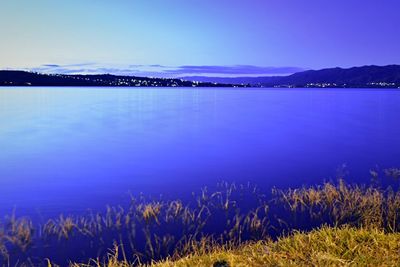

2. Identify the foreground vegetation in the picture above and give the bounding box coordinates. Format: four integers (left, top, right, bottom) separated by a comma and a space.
1, 168, 400, 266
67, 226, 400, 266
153, 226, 400, 267
153, 227, 400, 267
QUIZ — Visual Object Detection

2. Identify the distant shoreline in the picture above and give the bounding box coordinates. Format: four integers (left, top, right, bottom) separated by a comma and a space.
1, 64, 400, 88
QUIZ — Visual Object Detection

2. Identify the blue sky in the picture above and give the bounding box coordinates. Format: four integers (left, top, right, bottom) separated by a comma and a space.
1, 0, 399, 77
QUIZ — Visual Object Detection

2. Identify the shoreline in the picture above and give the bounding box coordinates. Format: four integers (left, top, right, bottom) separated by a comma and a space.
1, 177, 400, 266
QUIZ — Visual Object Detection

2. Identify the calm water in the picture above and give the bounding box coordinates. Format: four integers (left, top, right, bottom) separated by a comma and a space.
0, 87, 399, 218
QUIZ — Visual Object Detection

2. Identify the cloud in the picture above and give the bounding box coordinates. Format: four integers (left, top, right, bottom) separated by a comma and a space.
26, 63, 305, 78
164, 65, 304, 76
42, 64, 61, 68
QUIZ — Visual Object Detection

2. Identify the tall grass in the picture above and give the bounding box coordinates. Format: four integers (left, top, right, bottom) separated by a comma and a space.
273, 179, 400, 232
1, 170, 400, 266
0, 182, 269, 265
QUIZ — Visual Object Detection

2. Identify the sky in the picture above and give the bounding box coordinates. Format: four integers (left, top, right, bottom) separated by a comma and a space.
0, 0, 399, 77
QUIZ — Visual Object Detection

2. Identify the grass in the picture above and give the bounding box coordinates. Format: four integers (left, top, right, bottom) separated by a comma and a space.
152, 226, 400, 267
1, 169, 400, 265
69, 226, 400, 267
272, 179, 400, 232
1, 182, 269, 265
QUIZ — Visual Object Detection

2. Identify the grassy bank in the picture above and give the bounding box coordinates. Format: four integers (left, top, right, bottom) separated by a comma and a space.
1, 170, 400, 265
153, 226, 400, 267
70, 226, 400, 266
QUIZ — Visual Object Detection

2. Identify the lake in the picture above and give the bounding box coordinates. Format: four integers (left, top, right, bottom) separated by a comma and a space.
1, 87, 400, 219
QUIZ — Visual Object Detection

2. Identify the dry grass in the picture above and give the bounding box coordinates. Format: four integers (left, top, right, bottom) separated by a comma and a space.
2, 175, 400, 265
68, 226, 400, 267
150, 226, 400, 267
273, 179, 400, 232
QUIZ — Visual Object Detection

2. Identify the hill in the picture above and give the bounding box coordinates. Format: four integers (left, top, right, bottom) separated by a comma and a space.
0, 71, 240, 87
183, 65, 400, 88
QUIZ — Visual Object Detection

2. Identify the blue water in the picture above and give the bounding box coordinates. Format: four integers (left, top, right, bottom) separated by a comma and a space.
0, 87, 399, 218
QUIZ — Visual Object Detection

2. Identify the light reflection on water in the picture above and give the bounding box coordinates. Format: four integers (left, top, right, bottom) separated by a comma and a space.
0, 87, 399, 217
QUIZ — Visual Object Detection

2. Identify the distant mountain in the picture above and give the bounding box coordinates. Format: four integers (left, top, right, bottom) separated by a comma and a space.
183, 65, 400, 88
0, 71, 241, 87
271, 65, 400, 88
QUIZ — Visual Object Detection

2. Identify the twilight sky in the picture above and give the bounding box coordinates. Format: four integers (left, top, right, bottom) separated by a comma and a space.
1, 0, 399, 77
